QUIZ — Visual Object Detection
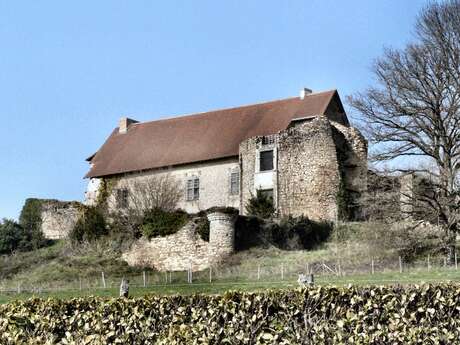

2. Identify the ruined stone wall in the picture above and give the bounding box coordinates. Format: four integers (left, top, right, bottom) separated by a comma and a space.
238, 117, 367, 221
122, 212, 235, 271
277, 118, 341, 221
40, 200, 82, 239
331, 122, 367, 194
331, 122, 368, 219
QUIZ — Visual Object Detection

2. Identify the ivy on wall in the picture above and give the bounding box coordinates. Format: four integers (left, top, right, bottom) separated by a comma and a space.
19, 198, 43, 235
95, 177, 119, 210
336, 178, 353, 221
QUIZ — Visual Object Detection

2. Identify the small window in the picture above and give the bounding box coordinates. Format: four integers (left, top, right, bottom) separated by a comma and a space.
230, 171, 240, 195
259, 150, 274, 171
116, 189, 129, 208
260, 189, 273, 200
262, 135, 275, 145
186, 177, 200, 201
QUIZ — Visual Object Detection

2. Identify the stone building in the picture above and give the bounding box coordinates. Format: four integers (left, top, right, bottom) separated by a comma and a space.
85, 88, 367, 222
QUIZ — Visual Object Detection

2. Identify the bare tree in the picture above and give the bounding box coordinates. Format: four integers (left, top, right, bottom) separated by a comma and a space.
126, 174, 182, 213
348, 1, 460, 263
109, 174, 183, 235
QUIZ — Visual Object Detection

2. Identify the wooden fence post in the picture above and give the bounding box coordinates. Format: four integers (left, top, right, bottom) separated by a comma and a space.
143, 271, 146, 287
257, 264, 260, 281
101, 272, 106, 288
371, 259, 375, 275
399, 257, 403, 274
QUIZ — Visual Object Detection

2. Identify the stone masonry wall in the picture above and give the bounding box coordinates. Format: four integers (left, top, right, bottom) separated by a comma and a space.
331, 121, 368, 219
239, 137, 258, 215
40, 200, 82, 239
331, 122, 368, 195
94, 158, 240, 214
277, 117, 341, 221
122, 212, 235, 271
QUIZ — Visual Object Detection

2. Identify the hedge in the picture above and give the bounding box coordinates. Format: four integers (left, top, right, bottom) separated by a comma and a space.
141, 208, 189, 239
0, 284, 459, 344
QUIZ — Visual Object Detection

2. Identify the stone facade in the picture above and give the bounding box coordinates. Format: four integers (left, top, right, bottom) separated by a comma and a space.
40, 200, 82, 239
122, 212, 236, 271
239, 117, 367, 221
208, 212, 235, 259
87, 158, 240, 214
277, 118, 341, 220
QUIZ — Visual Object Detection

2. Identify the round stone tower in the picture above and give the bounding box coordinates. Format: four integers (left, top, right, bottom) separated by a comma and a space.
207, 212, 236, 260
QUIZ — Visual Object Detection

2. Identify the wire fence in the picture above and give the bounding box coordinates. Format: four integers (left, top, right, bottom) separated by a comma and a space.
1, 253, 459, 296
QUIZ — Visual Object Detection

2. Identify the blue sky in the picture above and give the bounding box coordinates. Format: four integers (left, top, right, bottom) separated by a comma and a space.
0, 0, 429, 219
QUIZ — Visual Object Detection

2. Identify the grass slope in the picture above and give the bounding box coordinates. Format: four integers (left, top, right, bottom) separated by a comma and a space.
0, 222, 458, 303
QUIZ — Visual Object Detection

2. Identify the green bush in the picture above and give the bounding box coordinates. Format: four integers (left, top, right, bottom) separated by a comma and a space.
194, 207, 238, 242
0, 219, 31, 254
274, 215, 332, 250
203, 206, 239, 215
245, 190, 274, 219
235, 216, 264, 250
141, 208, 189, 239
194, 216, 210, 241
18, 198, 47, 250
235, 215, 331, 251
0, 285, 459, 344
69, 207, 107, 244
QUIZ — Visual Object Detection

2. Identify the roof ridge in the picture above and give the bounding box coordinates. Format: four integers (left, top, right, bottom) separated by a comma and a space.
130, 89, 336, 127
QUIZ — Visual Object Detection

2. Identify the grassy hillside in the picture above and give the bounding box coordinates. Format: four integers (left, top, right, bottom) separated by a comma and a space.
0, 222, 458, 303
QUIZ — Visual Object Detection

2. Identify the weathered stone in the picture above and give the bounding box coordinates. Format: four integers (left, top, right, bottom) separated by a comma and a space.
122, 211, 235, 272
93, 158, 240, 214
208, 212, 236, 260
40, 200, 82, 239
239, 117, 367, 221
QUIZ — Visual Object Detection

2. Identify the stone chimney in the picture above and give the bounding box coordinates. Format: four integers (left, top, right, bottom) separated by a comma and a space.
119, 117, 138, 134
300, 88, 313, 100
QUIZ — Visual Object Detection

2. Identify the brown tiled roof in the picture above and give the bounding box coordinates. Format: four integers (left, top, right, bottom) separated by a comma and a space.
85, 90, 340, 178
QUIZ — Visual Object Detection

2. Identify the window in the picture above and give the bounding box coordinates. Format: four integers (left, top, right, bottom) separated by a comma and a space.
230, 171, 240, 195
262, 135, 275, 145
186, 177, 200, 201
259, 150, 274, 171
116, 189, 128, 208
260, 189, 274, 200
